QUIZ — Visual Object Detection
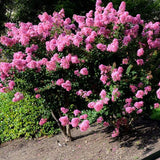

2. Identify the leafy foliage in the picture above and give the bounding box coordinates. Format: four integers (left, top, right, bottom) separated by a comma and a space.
0, 91, 59, 143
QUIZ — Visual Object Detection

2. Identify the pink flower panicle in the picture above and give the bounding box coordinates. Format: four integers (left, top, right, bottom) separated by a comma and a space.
12, 92, 24, 102
79, 120, 90, 132
39, 118, 47, 126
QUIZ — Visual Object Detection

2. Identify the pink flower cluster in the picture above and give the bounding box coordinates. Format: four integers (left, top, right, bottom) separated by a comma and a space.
39, 118, 47, 125
76, 89, 92, 98
56, 78, 72, 91
12, 92, 24, 102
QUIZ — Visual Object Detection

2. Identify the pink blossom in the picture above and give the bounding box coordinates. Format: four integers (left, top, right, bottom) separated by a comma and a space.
35, 94, 41, 99
112, 88, 121, 102
88, 102, 95, 109
70, 118, 80, 127
137, 48, 144, 57
154, 103, 159, 109
100, 75, 108, 84
111, 70, 122, 82
138, 82, 143, 88
96, 43, 107, 51
135, 90, 144, 99
61, 80, 72, 91
136, 59, 144, 65
86, 43, 93, 51
136, 109, 143, 114
122, 58, 129, 64
156, 88, 160, 99
0, 62, 12, 76
144, 86, 152, 95
100, 89, 106, 99
125, 107, 135, 114
27, 60, 37, 69
103, 121, 109, 127
79, 120, 90, 132
94, 100, 103, 112
74, 70, 80, 77
130, 85, 138, 93
39, 118, 47, 126
12, 92, 24, 102
112, 128, 119, 138
60, 107, 69, 114
34, 88, 39, 91
107, 39, 119, 53
46, 61, 56, 71
59, 116, 69, 126
123, 36, 131, 46
97, 116, 103, 123
80, 68, 88, 75
71, 56, 80, 64
73, 109, 81, 116
125, 98, 132, 103
80, 114, 88, 119
102, 97, 110, 104
56, 78, 64, 86
8, 81, 15, 90
134, 101, 144, 109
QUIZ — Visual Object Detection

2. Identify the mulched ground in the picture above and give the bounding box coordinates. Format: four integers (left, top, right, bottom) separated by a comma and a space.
1, 117, 160, 160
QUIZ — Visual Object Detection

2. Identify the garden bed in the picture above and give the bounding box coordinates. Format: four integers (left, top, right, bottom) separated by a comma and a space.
1, 117, 160, 160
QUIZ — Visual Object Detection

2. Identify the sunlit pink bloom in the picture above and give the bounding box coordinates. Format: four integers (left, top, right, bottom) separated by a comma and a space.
134, 101, 144, 109
100, 89, 106, 99
136, 59, 144, 65
88, 102, 95, 109
8, 81, 15, 90
107, 39, 119, 53
97, 117, 103, 123
125, 98, 132, 103
137, 48, 144, 57
130, 85, 138, 93
39, 118, 47, 125
135, 90, 144, 99
73, 109, 81, 116
138, 82, 143, 88
125, 107, 135, 114
102, 97, 110, 104
100, 75, 108, 84
103, 121, 109, 127
112, 128, 119, 138
59, 116, 69, 126
35, 94, 41, 99
144, 86, 152, 95
136, 109, 143, 114
12, 92, 24, 102
74, 70, 80, 77
60, 107, 69, 114
156, 88, 160, 99
56, 78, 64, 86
61, 80, 72, 91
34, 88, 39, 91
122, 58, 129, 64
94, 101, 103, 112
79, 120, 90, 132
70, 118, 80, 127
96, 43, 107, 51
80, 114, 88, 119
80, 68, 88, 75
154, 103, 160, 109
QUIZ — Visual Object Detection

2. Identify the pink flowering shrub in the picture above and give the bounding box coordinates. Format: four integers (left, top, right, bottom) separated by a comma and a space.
0, 0, 160, 140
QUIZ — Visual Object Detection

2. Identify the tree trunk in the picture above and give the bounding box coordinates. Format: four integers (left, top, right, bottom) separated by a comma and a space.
50, 109, 72, 142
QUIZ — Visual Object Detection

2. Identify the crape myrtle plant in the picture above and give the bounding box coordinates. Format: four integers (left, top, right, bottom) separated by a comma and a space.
0, 0, 160, 141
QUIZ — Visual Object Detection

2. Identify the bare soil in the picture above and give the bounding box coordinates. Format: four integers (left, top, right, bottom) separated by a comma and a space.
1, 117, 160, 160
